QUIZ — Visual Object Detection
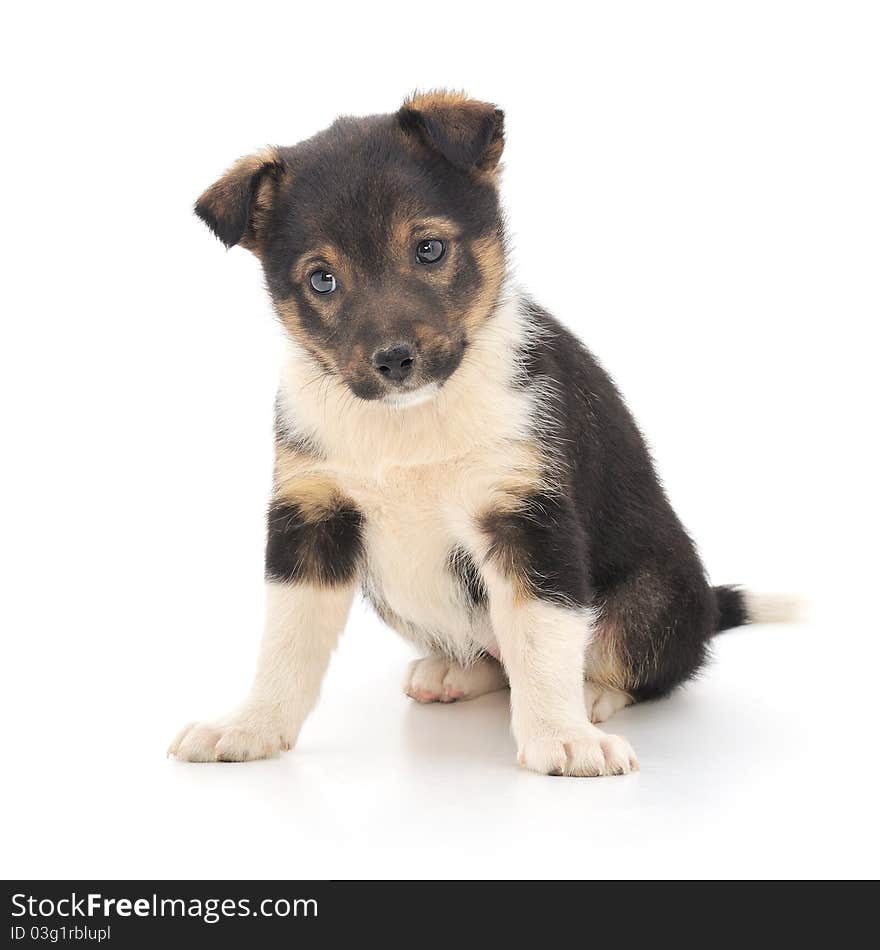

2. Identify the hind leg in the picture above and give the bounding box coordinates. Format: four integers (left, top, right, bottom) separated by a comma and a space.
587, 565, 716, 704
404, 654, 508, 703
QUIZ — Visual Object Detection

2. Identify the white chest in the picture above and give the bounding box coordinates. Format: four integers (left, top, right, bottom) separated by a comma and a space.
337, 458, 499, 663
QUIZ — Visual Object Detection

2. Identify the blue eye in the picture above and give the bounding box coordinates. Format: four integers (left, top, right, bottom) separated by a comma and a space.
309, 270, 337, 294
415, 239, 445, 264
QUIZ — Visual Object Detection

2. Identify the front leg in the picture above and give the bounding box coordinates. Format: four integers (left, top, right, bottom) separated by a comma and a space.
477, 495, 639, 777
170, 482, 362, 762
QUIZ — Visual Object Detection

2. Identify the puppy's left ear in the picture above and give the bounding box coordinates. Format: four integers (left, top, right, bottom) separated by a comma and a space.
194, 147, 284, 251
398, 91, 504, 173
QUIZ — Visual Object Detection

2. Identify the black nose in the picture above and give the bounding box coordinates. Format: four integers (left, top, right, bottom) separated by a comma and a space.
372, 345, 415, 382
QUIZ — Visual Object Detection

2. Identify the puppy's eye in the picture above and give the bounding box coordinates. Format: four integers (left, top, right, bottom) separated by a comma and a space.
309, 270, 337, 294
415, 239, 445, 264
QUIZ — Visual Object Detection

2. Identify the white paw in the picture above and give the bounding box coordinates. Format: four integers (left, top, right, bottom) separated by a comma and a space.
404, 655, 507, 703
517, 728, 639, 777
584, 683, 634, 723
168, 713, 292, 763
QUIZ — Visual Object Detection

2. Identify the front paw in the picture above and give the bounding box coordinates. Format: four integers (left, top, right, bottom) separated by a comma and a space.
518, 729, 639, 777
168, 713, 292, 763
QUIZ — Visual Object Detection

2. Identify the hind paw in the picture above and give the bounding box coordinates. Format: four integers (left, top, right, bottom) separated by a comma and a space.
584, 683, 633, 723
404, 655, 507, 703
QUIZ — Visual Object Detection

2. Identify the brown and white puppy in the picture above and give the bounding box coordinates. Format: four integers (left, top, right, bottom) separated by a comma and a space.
169, 91, 795, 776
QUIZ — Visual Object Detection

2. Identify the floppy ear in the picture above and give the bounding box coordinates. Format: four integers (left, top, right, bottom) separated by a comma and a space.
194, 147, 284, 251
397, 91, 504, 173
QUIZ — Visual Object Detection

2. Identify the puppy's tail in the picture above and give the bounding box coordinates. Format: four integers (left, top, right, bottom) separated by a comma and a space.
713, 585, 804, 634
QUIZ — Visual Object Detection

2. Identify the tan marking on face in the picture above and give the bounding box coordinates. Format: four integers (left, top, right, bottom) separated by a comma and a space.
409, 321, 455, 362
463, 233, 506, 335
392, 215, 463, 284
274, 297, 304, 336
290, 244, 346, 283
393, 215, 462, 246
336, 340, 371, 388
283, 243, 354, 357
274, 295, 346, 376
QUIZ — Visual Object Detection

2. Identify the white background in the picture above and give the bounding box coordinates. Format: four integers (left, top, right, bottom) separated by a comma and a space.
2, 1, 878, 880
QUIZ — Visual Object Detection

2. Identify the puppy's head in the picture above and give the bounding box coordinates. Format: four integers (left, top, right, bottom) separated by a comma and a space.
195, 91, 507, 403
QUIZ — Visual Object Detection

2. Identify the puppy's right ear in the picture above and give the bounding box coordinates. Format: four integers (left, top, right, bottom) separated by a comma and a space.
194, 147, 284, 251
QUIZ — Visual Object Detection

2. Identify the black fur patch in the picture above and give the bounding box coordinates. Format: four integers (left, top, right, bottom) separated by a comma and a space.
714, 585, 749, 632
265, 501, 363, 586
481, 493, 591, 606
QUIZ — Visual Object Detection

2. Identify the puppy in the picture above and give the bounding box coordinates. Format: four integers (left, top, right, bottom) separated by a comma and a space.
170, 91, 794, 776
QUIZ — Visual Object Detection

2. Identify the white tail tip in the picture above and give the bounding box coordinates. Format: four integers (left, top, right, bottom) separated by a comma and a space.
744, 591, 806, 624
